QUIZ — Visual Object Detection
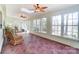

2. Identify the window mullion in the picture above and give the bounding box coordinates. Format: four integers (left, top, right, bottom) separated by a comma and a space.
66, 15, 68, 35
61, 14, 64, 36
78, 12, 79, 39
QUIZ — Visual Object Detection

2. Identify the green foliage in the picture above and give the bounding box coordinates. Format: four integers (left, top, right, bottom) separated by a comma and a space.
5, 26, 15, 35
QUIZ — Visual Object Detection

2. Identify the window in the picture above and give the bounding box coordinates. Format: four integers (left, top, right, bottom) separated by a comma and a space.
32, 19, 41, 32
52, 12, 79, 40
33, 20, 37, 31
52, 15, 61, 36
64, 12, 78, 39
0, 12, 2, 28
40, 18, 47, 33
26, 20, 30, 31
21, 22, 27, 31
36, 19, 41, 32
32, 18, 47, 33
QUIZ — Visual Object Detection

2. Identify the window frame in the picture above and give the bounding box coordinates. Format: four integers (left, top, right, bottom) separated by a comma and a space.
63, 12, 78, 40
52, 12, 79, 40
52, 15, 62, 36
40, 18, 47, 33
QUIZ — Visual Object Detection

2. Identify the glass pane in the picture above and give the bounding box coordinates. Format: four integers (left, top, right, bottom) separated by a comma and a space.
57, 31, 61, 35
52, 21, 54, 25
52, 30, 55, 34
68, 26, 72, 32
37, 20, 40, 25
73, 12, 78, 18
58, 20, 61, 25
53, 16, 56, 20
33, 20, 37, 31
36, 20, 40, 31
52, 32, 54, 35
42, 18, 46, 23
58, 26, 61, 31
68, 20, 72, 25
68, 13, 72, 19
52, 26, 55, 30
54, 31, 58, 35
64, 14, 67, 25
52, 29, 54, 32
72, 32, 78, 38
41, 18, 47, 33
52, 17, 55, 25
54, 19, 58, 25
33, 20, 36, 25
73, 26, 78, 32
58, 15, 61, 25
33, 20, 36, 26
73, 19, 78, 25
55, 26, 58, 31
67, 31, 72, 36
58, 15, 61, 20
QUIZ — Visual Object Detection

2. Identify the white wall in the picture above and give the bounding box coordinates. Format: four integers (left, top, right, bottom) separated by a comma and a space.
0, 29, 3, 52
0, 5, 6, 53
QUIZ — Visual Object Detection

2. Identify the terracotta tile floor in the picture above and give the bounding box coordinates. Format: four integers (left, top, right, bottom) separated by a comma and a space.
2, 33, 79, 54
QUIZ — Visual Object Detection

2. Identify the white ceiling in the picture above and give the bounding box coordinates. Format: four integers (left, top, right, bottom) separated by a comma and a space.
5, 4, 77, 19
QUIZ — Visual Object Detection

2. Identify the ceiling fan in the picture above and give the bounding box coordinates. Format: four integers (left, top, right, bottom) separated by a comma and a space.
33, 4, 48, 13
21, 4, 48, 13
17, 13, 28, 20
20, 15, 26, 18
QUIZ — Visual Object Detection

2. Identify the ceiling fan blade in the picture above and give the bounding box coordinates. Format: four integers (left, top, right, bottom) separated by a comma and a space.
40, 9, 45, 12
33, 5, 36, 8
33, 4, 39, 9
42, 7, 48, 9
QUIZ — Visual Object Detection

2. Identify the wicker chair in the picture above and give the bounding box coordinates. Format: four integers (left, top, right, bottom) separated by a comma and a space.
5, 29, 23, 46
